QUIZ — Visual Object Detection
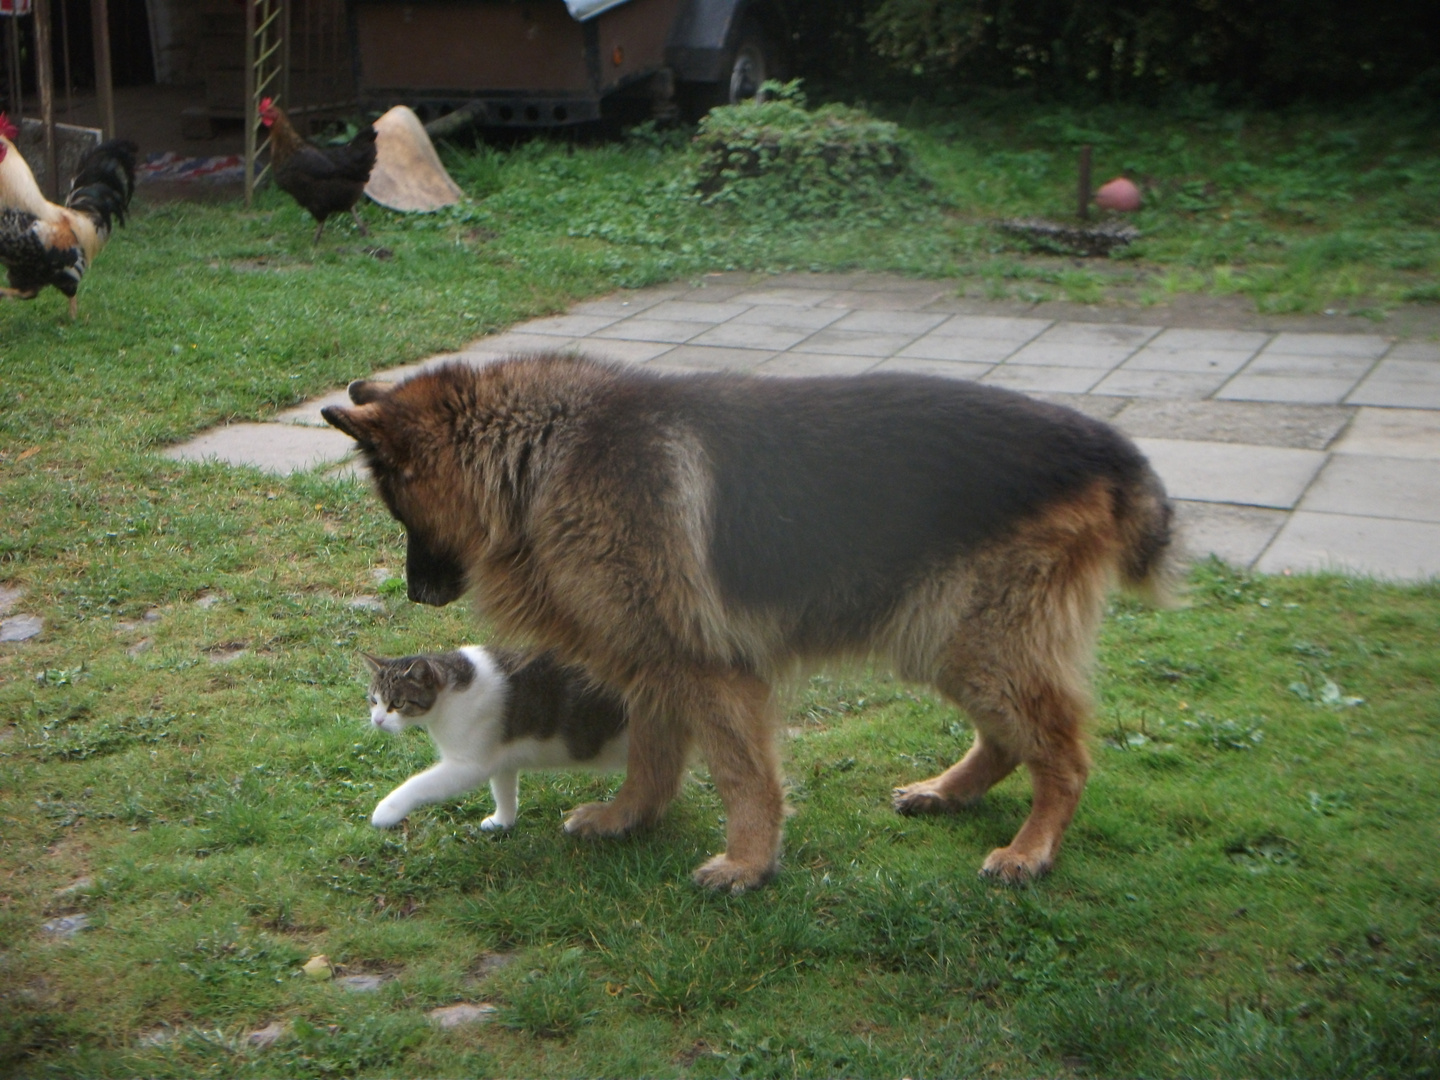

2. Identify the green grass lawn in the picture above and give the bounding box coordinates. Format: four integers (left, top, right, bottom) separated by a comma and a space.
1, 93, 1438, 1077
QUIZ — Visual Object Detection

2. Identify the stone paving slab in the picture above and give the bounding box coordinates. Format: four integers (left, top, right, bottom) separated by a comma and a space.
1346, 358, 1440, 409
1257, 512, 1440, 580
164, 423, 355, 474
1331, 408, 1440, 459
1173, 501, 1289, 569
1297, 456, 1440, 523
1111, 400, 1352, 450
160, 273, 1440, 581
1131, 438, 1327, 509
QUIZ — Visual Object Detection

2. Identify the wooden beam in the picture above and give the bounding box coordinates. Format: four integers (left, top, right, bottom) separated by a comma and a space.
89, 0, 113, 139
244, 0, 256, 205
34, 0, 57, 198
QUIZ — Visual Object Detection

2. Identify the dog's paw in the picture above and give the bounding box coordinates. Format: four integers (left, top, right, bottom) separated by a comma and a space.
891, 784, 953, 816
691, 854, 776, 894
370, 803, 406, 829
479, 814, 513, 832
563, 800, 639, 838
979, 845, 1052, 885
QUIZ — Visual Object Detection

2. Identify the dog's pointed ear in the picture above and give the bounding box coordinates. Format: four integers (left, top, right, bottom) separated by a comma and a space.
321, 401, 383, 447
348, 379, 391, 405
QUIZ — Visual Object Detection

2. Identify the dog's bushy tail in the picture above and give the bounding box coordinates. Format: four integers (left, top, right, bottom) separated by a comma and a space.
1116, 464, 1180, 606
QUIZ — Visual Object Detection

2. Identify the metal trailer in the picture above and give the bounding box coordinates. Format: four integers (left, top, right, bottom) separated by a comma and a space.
347, 0, 786, 127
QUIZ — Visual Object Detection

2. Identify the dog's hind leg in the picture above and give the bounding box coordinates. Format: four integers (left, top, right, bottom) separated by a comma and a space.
688, 670, 784, 893
563, 676, 693, 839
974, 681, 1091, 884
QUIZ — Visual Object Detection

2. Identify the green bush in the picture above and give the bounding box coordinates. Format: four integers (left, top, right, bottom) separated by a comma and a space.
777, 0, 1440, 102
691, 81, 928, 219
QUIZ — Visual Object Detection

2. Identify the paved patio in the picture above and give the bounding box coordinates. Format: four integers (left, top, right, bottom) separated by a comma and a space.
166, 272, 1440, 582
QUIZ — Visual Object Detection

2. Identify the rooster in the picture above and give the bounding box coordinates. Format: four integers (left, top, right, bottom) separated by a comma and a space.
0, 113, 137, 320
259, 98, 378, 244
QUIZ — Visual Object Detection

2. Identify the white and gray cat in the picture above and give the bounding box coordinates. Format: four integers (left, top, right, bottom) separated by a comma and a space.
363, 646, 628, 831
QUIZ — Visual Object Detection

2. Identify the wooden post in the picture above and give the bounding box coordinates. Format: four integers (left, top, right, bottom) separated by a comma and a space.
89, 0, 113, 138
5, 11, 21, 120
58, 0, 71, 117
244, 0, 256, 205
33, 0, 57, 199
1077, 144, 1092, 221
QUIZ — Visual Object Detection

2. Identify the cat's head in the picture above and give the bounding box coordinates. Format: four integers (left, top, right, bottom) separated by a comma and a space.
362, 651, 473, 734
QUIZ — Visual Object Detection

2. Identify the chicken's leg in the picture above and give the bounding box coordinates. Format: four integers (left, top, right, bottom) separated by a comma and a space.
312, 219, 326, 245
350, 207, 370, 237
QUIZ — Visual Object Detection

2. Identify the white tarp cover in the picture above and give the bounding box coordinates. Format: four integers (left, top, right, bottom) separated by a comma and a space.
564, 0, 633, 20
364, 106, 464, 213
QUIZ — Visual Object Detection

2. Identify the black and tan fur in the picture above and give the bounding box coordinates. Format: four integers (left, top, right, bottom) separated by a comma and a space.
324, 353, 1174, 891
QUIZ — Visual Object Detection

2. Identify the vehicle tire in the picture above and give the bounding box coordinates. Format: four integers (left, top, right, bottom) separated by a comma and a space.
723, 18, 778, 104
680, 16, 785, 119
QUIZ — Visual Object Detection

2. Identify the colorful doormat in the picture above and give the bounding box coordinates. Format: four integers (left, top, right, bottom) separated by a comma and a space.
137, 152, 245, 184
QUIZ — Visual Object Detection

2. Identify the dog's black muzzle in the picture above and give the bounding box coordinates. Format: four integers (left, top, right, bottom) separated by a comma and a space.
406, 535, 467, 607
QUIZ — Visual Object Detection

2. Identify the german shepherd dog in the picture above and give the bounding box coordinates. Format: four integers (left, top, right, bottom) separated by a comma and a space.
323, 353, 1173, 892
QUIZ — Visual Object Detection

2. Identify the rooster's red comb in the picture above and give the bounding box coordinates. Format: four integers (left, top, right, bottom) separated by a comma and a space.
259, 97, 274, 112
0, 112, 17, 142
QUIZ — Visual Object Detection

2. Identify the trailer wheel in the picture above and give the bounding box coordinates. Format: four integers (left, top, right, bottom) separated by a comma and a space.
725, 19, 777, 104
682, 16, 784, 118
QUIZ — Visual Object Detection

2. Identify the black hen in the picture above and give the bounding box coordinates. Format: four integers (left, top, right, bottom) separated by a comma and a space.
259, 98, 378, 244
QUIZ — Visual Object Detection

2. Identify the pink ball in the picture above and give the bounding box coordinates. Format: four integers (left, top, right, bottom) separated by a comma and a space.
1094, 177, 1141, 212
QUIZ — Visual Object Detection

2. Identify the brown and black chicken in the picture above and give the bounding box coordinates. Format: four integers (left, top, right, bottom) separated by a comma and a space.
259, 98, 378, 244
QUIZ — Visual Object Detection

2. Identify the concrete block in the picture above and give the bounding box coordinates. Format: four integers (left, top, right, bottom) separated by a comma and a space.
1005, 342, 1136, 369
757, 353, 881, 377
792, 329, 927, 357
1264, 332, 1390, 358
1172, 500, 1288, 568
592, 318, 712, 343
1113, 400, 1352, 449
1345, 359, 1440, 408
1145, 328, 1271, 352
1038, 322, 1162, 347
643, 300, 749, 323
514, 314, 623, 337
1090, 369, 1229, 399
923, 315, 1051, 341
827, 310, 949, 335
1216, 374, 1364, 405
690, 322, 814, 350
1330, 408, 1440, 459
731, 305, 847, 331
896, 335, 1023, 363
871, 358, 993, 381
164, 423, 357, 476
1131, 438, 1327, 509
649, 345, 775, 371
1297, 455, 1440, 523
981, 365, 1108, 394
1256, 512, 1440, 581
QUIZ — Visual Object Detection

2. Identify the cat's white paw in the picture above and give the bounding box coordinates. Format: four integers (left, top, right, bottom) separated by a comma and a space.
479, 814, 513, 832
370, 803, 407, 829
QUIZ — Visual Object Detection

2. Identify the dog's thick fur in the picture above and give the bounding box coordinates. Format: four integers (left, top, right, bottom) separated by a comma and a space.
324, 353, 1174, 891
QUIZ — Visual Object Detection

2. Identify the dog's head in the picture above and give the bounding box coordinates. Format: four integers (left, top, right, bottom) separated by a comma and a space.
322, 377, 470, 607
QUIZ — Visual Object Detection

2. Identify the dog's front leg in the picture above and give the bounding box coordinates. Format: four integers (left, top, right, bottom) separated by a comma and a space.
688, 671, 784, 893
563, 687, 690, 838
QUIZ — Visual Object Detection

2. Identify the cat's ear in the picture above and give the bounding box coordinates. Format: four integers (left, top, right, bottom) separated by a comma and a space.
361, 653, 386, 675
403, 658, 442, 688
